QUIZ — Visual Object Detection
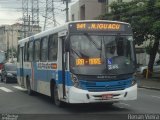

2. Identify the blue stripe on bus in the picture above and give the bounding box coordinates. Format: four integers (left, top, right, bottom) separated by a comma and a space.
17, 67, 133, 91
78, 78, 132, 92
17, 67, 72, 85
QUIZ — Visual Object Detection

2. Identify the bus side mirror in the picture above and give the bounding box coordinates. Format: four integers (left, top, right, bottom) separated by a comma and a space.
65, 35, 70, 52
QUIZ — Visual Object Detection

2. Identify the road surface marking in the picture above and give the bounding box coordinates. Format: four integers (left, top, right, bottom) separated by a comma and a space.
118, 106, 124, 108
152, 96, 160, 99
0, 87, 13, 92
13, 86, 26, 91
119, 103, 130, 107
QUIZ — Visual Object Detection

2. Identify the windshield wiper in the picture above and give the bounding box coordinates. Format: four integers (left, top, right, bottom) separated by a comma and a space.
83, 32, 102, 50
70, 48, 81, 57
71, 47, 91, 58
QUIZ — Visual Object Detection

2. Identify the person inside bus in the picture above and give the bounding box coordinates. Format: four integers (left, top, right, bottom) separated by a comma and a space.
116, 37, 125, 56
106, 41, 118, 58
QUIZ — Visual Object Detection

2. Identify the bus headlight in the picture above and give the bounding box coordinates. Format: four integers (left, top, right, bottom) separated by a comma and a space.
71, 74, 79, 88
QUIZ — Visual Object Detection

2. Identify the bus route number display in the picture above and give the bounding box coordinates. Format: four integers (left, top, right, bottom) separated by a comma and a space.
70, 22, 125, 32
76, 58, 101, 66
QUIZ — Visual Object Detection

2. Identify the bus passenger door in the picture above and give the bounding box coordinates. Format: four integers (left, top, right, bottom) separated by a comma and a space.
19, 47, 24, 87
59, 31, 68, 99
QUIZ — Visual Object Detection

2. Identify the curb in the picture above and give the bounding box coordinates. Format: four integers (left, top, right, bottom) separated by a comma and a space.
138, 86, 160, 91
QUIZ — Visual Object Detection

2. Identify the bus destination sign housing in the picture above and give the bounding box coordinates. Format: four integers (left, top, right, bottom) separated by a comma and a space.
69, 22, 131, 33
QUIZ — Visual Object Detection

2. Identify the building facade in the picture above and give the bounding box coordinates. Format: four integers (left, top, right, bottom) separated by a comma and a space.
70, 0, 132, 21
0, 23, 41, 56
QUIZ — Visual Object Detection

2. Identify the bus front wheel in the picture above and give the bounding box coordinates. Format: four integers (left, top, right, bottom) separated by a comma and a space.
53, 85, 64, 107
26, 77, 33, 95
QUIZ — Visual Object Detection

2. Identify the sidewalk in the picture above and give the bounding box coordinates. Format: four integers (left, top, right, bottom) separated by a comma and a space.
137, 74, 160, 90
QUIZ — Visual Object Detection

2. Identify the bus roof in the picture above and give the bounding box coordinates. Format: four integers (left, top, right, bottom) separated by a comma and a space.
18, 20, 130, 46
68, 20, 130, 25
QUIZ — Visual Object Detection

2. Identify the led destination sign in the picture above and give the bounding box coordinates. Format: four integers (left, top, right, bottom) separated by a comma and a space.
76, 58, 101, 66
69, 22, 126, 32
77, 23, 120, 30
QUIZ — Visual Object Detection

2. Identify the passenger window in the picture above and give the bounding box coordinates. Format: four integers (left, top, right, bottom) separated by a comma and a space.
24, 43, 28, 62
48, 34, 58, 61
41, 37, 48, 61
28, 41, 33, 61
34, 40, 40, 61
17, 45, 20, 62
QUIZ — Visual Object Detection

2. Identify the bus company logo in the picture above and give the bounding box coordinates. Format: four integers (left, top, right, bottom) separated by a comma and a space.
97, 75, 116, 79
37, 62, 57, 70
105, 85, 110, 89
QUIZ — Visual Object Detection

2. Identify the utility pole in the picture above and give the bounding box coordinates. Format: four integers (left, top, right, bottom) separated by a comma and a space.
62, 0, 69, 22
11, 26, 13, 62
22, 0, 29, 38
65, 0, 69, 22
44, 0, 57, 30
6, 30, 9, 60
28, 15, 31, 36
31, 0, 40, 33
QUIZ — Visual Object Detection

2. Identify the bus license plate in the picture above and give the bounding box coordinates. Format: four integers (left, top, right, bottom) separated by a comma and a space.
102, 94, 113, 100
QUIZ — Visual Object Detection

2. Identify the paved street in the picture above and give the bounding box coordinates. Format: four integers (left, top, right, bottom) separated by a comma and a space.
0, 82, 160, 115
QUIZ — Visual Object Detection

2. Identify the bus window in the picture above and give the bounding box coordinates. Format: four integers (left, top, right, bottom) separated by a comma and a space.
17, 45, 20, 62
48, 34, 58, 61
24, 43, 28, 62
34, 40, 40, 61
28, 41, 33, 61
41, 37, 48, 62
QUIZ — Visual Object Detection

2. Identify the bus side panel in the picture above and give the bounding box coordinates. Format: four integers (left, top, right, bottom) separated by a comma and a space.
17, 47, 25, 87
17, 63, 21, 86
34, 62, 49, 96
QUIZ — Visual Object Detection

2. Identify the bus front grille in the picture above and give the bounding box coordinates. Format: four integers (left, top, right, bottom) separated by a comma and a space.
79, 79, 132, 92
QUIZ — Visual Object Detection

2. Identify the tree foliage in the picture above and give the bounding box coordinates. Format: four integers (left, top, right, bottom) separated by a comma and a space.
98, 0, 160, 73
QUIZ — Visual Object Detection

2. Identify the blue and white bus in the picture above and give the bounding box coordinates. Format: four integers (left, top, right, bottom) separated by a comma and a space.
17, 20, 137, 106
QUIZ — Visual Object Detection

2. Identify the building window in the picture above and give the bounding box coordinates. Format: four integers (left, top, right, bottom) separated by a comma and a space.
48, 34, 58, 61
80, 5, 85, 20
41, 37, 48, 61
72, 14, 75, 21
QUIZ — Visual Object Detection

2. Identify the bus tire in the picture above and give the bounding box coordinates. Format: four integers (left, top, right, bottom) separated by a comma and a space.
4, 77, 7, 83
26, 77, 33, 95
106, 102, 114, 106
142, 69, 147, 77
53, 84, 64, 107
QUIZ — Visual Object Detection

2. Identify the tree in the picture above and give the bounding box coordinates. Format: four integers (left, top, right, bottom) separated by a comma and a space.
98, 0, 160, 75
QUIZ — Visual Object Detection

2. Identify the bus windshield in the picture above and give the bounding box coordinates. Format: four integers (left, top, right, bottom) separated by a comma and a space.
69, 34, 135, 75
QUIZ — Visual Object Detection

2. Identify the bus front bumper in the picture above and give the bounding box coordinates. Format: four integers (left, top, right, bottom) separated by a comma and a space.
68, 84, 137, 103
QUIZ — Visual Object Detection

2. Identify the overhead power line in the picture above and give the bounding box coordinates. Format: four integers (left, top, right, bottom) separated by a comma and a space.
31, 0, 40, 33
43, 0, 57, 30
22, 0, 29, 38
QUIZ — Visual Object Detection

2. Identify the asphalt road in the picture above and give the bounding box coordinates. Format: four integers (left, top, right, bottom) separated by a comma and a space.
0, 82, 160, 120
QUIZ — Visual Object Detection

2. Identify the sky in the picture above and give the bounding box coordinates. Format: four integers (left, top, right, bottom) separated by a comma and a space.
0, 0, 77, 28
